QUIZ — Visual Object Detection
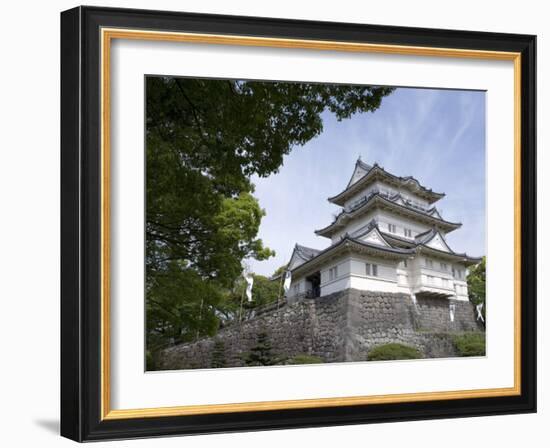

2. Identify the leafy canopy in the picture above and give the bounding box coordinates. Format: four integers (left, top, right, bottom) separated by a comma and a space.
146, 77, 394, 355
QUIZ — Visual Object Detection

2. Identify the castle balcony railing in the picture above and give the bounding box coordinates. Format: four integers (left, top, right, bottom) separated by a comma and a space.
344, 189, 429, 214
292, 289, 320, 301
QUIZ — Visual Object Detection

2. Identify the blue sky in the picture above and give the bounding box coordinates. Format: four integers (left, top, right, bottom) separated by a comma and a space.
247, 87, 486, 276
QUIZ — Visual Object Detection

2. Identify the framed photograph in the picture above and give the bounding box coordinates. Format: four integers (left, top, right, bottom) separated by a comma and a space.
60, 6, 536, 442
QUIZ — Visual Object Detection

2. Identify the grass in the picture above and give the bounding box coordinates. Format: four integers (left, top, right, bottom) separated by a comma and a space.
452, 332, 486, 357
285, 354, 324, 365
367, 343, 422, 361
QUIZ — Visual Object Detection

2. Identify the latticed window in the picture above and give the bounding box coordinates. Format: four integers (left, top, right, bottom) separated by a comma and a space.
366, 263, 378, 277
329, 266, 338, 281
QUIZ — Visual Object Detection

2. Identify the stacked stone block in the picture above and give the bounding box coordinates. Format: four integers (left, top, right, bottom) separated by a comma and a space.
159, 289, 484, 370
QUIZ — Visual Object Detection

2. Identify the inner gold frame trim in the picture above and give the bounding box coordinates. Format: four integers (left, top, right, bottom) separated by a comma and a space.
100, 27, 522, 421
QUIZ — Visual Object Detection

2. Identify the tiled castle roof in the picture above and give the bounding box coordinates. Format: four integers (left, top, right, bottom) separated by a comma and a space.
294, 244, 321, 261
291, 221, 480, 277
289, 235, 414, 276
315, 191, 461, 238
329, 160, 445, 206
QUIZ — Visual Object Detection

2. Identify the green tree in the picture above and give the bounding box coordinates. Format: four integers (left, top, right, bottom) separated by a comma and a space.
218, 274, 281, 323
146, 77, 394, 359
467, 257, 486, 322
244, 332, 280, 366
272, 264, 289, 279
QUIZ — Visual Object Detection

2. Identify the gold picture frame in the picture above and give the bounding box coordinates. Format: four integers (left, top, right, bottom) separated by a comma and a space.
61, 6, 536, 441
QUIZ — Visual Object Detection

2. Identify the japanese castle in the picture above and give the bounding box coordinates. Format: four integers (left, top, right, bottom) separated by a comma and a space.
286, 159, 481, 303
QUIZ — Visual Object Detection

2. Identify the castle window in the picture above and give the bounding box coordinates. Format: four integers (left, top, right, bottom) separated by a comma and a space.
366, 263, 378, 277
440, 262, 447, 271
329, 266, 338, 281
425, 258, 433, 268
453, 268, 465, 279
387, 223, 396, 233
404, 228, 412, 237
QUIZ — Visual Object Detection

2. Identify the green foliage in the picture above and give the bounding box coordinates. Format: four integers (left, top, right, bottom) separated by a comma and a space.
250, 275, 281, 306
146, 265, 224, 346
467, 257, 486, 321
272, 264, 288, 279
145, 77, 394, 363
452, 333, 486, 357
367, 343, 422, 361
210, 339, 227, 368
146, 77, 394, 191
244, 332, 280, 366
286, 354, 324, 365
217, 274, 281, 323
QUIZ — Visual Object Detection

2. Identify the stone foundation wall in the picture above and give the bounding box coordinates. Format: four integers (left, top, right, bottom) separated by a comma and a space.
159, 289, 484, 370
415, 296, 480, 332
159, 301, 315, 370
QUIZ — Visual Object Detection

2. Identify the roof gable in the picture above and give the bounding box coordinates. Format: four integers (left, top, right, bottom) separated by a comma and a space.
357, 226, 392, 248
346, 159, 372, 187
428, 207, 442, 219
288, 251, 303, 270
423, 230, 453, 253
288, 244, 320, 269
329, 162, 445, 206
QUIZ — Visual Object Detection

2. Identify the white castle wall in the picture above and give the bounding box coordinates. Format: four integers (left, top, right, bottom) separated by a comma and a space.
330, 209, 435, 245
289, 251, 471, 302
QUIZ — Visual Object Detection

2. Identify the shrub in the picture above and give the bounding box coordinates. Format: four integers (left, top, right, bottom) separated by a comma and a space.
367, 343, 422, 361
244, 332, 279, 366
453, 333, 486, 357
286, 354, 324, 365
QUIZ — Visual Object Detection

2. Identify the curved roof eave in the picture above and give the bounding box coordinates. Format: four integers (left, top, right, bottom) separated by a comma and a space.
291, 236, 413, 277
416, 245, 482, 265
379, 231, 417, 248
328, 165, 445, 206
315, 194, 461, 238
